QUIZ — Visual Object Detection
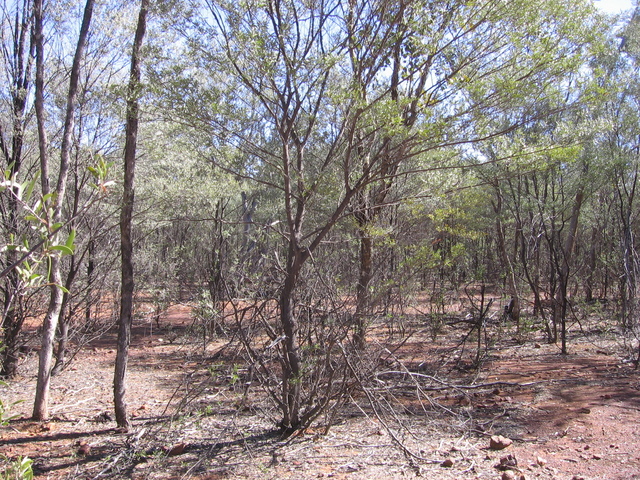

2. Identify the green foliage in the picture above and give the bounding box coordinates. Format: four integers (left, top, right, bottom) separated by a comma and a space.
0, 456, 33, 480
87, 155, 116, 192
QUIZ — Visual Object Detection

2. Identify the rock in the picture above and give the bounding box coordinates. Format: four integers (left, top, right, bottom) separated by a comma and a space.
441, 458, 454, 468
166, 442, 186, 456
93, 411, 112, 423
490, 435, 513, 450
77, 441, 91, 456
498, 454, 518, 470
535, 455, 547, 466
502, 470, 527, 480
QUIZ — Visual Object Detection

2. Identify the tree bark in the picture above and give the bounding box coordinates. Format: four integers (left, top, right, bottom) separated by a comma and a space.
114, 0, 149, 431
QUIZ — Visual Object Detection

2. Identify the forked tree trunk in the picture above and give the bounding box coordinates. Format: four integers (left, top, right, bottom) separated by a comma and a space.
33, 0, 95, 421
114, 0, 149, 430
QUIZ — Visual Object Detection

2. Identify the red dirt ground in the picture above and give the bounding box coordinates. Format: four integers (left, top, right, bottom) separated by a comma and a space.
1, 304, 639, 479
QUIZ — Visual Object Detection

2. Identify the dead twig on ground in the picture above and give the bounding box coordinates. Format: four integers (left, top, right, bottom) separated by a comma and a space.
375, 370, 542, 391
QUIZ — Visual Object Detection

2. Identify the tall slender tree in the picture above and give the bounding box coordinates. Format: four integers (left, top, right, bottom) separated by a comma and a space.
32, 0, 95, 421
0, 0, 35, 377
114, 0, 149, 430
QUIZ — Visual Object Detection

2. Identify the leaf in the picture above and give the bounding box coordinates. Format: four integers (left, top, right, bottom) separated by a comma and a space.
22, 174, 39, 202
65, 229, 76, 251
50, 245, 74, 256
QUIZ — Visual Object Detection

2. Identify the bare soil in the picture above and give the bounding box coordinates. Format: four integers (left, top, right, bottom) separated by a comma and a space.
1, 304, 640, 480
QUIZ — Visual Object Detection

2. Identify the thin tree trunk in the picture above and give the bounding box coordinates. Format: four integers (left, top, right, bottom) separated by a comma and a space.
585, 226, 598, 303
33, 0, 95, 421
279, 270, 302, 432
554, 187, 584, 354
493, 184, 520, 329
1, 0, 34, 378
51, 260, 78, 376
353, 232, 372, 349
114, 0, 149, 430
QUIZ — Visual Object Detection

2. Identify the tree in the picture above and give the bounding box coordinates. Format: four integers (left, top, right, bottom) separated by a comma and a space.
155, 0, 603, 432
114, 0, 149, 431
32, 0, 95, 421
0, 0, 35, 377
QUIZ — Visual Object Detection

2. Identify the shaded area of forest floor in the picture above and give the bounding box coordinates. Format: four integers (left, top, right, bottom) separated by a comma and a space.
1, 304, 640, 479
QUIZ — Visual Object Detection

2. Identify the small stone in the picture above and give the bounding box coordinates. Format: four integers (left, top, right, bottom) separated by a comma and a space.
502, 471, 516, 480
535, 456, 547, 466
592, 454, 602, 460
166, 443, 186, 456
441, 458, 454, 468
94, 412, 112, 423
534, 343, 541, 348
77, 441, 91, 456
490, 435, 513, 450
498, 454, 518, 470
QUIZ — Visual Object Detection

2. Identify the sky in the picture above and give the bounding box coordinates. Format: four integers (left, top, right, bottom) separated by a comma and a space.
594, 0, 634, 13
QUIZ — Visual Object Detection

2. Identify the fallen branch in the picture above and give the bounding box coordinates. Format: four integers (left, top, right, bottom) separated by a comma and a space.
375, 371, 542, 391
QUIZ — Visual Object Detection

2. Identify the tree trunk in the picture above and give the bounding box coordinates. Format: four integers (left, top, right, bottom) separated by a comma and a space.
554, 187, 584, 354
114, 0, 149, 431
585, 226, 598, 303
493, 185, 520, 329
33, 257, 64, 420
278, 230, 307, 432
353, 232, 372, 349
1, 0, 34, 378
32, 0, 95, 421
51, 263, 78, 376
